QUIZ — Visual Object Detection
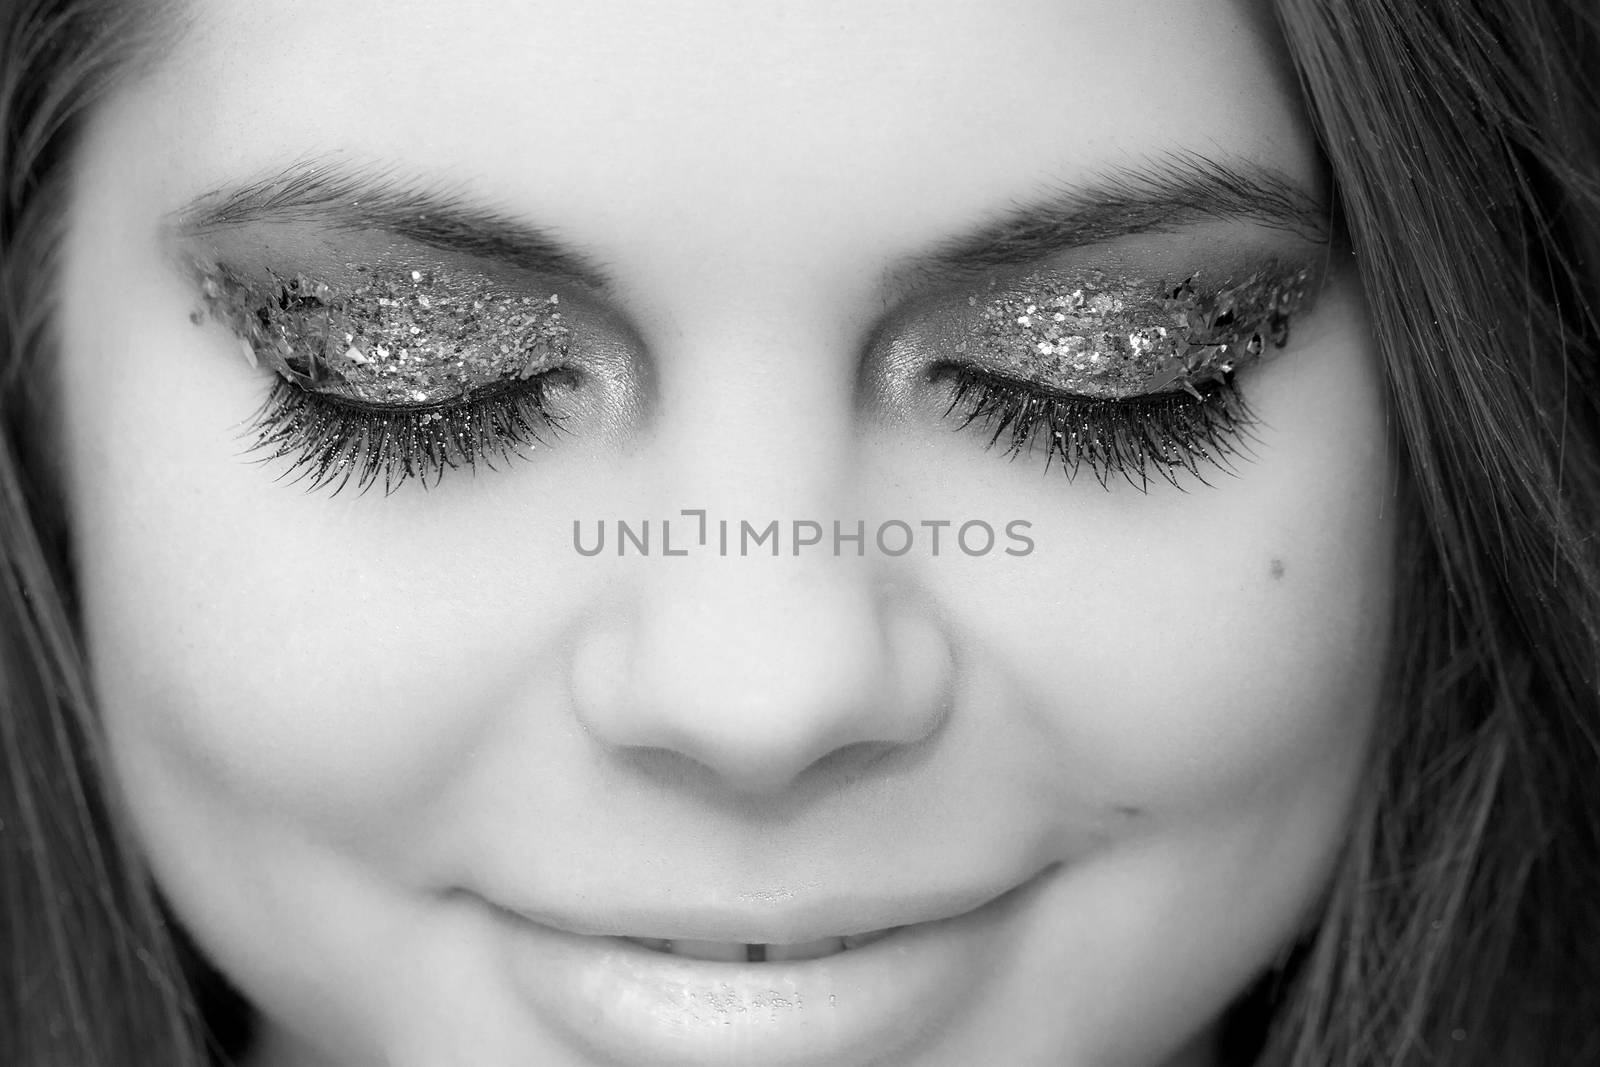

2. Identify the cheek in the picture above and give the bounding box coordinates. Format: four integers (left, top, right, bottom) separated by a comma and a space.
71, 454, 615, 845
839, 284, 1394, 1060
56, 170, 610, 841
879, 278, 1393, 822
1028, 483, 1390, 811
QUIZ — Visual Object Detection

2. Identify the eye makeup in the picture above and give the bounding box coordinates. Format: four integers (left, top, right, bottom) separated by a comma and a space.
188, 247, 1317, 496
187, 257, 576, 494
192, 259, 571, 405
955, 264, 1313, 400
933, 261, 1320, 489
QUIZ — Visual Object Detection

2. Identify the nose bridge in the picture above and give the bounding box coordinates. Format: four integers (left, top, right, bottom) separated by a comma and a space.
649, 293, 865, 495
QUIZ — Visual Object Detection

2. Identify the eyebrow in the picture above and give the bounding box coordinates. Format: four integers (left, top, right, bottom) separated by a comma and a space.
173, 159, 613, 290
174, 152, 1327, 293
903, 152, 1330, 286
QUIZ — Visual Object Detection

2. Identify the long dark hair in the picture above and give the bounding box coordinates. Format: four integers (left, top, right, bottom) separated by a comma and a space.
2, 1, 1597, 1064
1258, 1, 1600, 1062
0, 2, 217, 1065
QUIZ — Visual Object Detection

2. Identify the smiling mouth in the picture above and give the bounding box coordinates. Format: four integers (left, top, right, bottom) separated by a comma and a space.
619, 927, 901, 962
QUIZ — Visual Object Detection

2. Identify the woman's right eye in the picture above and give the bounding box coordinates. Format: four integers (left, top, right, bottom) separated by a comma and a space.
193, 260, 584, 495
242, 375, 573, 496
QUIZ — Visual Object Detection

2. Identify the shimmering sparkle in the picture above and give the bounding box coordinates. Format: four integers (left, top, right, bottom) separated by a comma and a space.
963, 266, 1312, 399
192, 261, 571, 405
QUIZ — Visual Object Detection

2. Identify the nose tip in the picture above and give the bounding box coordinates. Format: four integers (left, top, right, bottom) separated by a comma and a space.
571, 573, 950, 796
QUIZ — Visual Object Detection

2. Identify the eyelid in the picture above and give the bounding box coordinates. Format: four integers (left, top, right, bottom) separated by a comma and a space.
190, 258, 573, 407
946, 262, 1315, 401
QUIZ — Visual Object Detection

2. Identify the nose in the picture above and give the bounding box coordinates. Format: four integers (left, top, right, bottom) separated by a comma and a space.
568, 297, 953, 795
573, 562, 952, 795
572, 558, 951, 796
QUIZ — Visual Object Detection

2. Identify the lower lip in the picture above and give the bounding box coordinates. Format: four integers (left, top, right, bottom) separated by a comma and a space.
493, 881, 1035, 1067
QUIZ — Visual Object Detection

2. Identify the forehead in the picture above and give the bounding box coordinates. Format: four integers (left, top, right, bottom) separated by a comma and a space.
131, 0, 1312, 275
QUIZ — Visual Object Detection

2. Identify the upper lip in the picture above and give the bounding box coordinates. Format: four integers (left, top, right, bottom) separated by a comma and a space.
492, 875, 1034, 945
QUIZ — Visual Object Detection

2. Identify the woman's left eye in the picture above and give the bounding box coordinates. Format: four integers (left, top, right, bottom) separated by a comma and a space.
931, 264, 1312, 489
193, 261, 577, 495
936, 364, 1256, 489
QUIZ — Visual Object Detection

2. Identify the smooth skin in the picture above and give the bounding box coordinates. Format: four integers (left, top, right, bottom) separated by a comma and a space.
57, 1, 1393, 1064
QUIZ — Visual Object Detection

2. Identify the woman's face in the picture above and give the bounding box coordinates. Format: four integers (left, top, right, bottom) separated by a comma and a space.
58, 1, 1394, 1064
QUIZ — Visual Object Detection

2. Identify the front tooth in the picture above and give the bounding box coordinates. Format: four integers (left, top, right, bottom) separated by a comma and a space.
841, 927, 897, 950
666, 939, 749, 962
763, 937, 846, 961
621, 936, 672, 953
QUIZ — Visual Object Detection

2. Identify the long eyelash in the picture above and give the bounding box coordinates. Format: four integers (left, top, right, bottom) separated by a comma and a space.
240, 376, 564, 496
936, 364, 1258, 491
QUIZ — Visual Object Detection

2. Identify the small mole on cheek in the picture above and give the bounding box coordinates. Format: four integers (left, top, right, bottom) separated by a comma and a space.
188, 308, 203, 326
1270, 558, 1286, 581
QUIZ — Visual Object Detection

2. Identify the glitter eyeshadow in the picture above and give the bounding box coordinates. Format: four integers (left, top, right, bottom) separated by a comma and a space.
191, 260, 571, 406
958, 266, 1312, 399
